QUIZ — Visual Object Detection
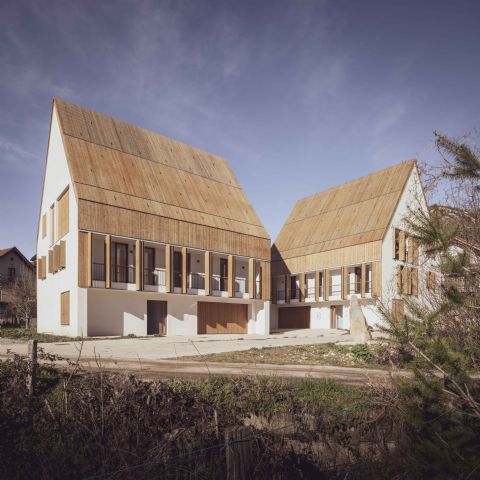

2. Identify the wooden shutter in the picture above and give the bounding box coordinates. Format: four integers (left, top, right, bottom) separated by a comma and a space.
372, 262, 382, 297
227, 255, 234, 298
392, 299, 404, 319
402, 267, 410, 295
342, 267, 348, 299
396, 266, 403, 294
41, 214, 47, 239
135, 240, 143, 291
78, 231, 92, 288
361, 264, 366, 297
399, 231, 406, 262
50, 204, 55, 245
392, 228, 397, 259
59, 241, 66, 269
412, 239, 419, 265
37, 257, 46, 280
324, 270, 330, 299
299, 273, 305, 302
315, 271, 320, 302
105, 235, 111, 288
248, 258, 255, 299
181, 247, 188, 293
60, 291, 70, 325
261, 261, 271, 300
48, 249, 54, 274
165, 245, 172, 292
57, 188, 69, 239
53, 244, 61, 272
411, 268, 418, 296
204, 251, 211, 295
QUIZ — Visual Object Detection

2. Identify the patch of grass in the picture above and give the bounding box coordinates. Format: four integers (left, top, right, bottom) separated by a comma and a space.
182, 342, 390, 368
167, 375, 372, 419
0, 327, 78, 343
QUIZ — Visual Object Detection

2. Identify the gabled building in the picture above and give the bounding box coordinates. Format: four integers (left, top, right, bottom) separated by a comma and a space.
37, 99, 271, 337
271, 160, 429, 330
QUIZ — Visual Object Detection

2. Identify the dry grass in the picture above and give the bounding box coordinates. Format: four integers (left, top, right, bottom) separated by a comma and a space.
181, 343, 390, 369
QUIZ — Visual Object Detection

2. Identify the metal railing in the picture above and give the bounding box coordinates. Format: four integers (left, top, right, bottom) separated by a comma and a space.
92, 262, 105, 281
365, 280, 372, 294
189, 272, 205, 289
348, 281, 361, 295
290, 288, 299, 300
329, 285, 341, 296
112, 265, 135, 284
276, 289, 286, 301
234, 277, 248, 294
306, 286, 315, 298
173, 271, 182, 288
211, 274, 228, 291
144, 267, 166, 286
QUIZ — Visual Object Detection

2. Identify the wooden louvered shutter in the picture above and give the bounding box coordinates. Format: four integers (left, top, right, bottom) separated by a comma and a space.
396, 266, 403, 294
324, 270, 330, 300
59, 241, 66, 269
399, 231, 406, 262
78, 231, 92, 288
372, 262, 381, 297
60, 291, 70, 325
299, 273, 305, 302
411, 268, 418, 296
48, 250, 54, 274
261, 261, 270, 300
315, 271, 320, 302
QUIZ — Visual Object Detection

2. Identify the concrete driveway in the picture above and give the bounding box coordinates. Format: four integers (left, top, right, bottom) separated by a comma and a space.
1, 329, 352, 362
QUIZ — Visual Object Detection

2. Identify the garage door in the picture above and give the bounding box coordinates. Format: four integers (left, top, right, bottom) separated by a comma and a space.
278, 306, 311, 329
197, 302, 248, 334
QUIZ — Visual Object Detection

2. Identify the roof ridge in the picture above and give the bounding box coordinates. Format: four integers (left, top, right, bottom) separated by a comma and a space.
294, 159, 416, 205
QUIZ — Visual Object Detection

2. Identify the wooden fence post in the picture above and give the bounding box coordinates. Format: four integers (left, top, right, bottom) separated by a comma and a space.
225, 426, 252, 480
27, 339, 38, 396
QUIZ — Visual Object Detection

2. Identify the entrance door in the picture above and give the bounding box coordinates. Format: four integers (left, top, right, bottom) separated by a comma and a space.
330, 306, 343, 329
330, 306, 337, 329
147, 300, 167, 335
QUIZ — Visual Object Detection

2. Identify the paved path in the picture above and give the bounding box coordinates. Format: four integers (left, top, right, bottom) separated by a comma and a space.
0, 329, 356, 361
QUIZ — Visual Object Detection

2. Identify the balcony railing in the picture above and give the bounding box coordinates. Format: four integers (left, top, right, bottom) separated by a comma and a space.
235, 276, 248, 294
306, 286, 315, 299
173, 270, 182, 289
92, 262, 105, 281
212, 274, 228, 291
276, 289, 286, 302
348, 281, 361, 295
112, 265, 135, 284
365, 280, 372, 294
189, 272, 205, 289
329, 285, 341, 296
290, 288, 299, 300
144, 267, 166, 286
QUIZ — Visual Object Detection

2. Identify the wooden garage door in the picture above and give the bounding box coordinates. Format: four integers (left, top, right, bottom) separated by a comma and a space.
197, 302, 248, 334
278, 306, 310, 329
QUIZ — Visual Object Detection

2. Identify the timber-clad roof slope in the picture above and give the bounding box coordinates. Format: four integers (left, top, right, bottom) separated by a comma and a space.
273, 160, 416, 261
53, 98, 270, 259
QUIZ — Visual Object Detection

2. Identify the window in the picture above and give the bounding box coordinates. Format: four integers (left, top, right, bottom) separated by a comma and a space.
365, 264, 372, 294
290, 275, 298, 300
393, 228, 400, 260
7, 267, 15, 282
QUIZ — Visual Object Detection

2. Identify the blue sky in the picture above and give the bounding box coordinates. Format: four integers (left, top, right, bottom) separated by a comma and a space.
1, 0, 479, 257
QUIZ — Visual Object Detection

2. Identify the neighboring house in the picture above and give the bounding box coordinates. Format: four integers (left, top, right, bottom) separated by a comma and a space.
37, 99, 271, 337
0, 247, 36, 323
270, 160, 430, 330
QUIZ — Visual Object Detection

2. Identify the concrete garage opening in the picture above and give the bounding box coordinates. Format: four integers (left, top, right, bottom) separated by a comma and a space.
197, 302, 248, 334
278, 306, 311, 329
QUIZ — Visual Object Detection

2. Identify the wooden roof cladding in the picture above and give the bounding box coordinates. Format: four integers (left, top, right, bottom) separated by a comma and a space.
54, 98, 270, 260
273, 160, 416, 264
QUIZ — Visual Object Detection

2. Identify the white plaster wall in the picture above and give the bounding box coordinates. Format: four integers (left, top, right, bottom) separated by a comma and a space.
381, 166, 429, 312
86, 289, 267, 337
310, 306, 331, 329
37, 106, 82, 337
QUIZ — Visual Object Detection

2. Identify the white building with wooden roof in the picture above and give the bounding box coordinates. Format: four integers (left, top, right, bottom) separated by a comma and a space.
271, 160, 429, 330
36, 99, 271, 337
